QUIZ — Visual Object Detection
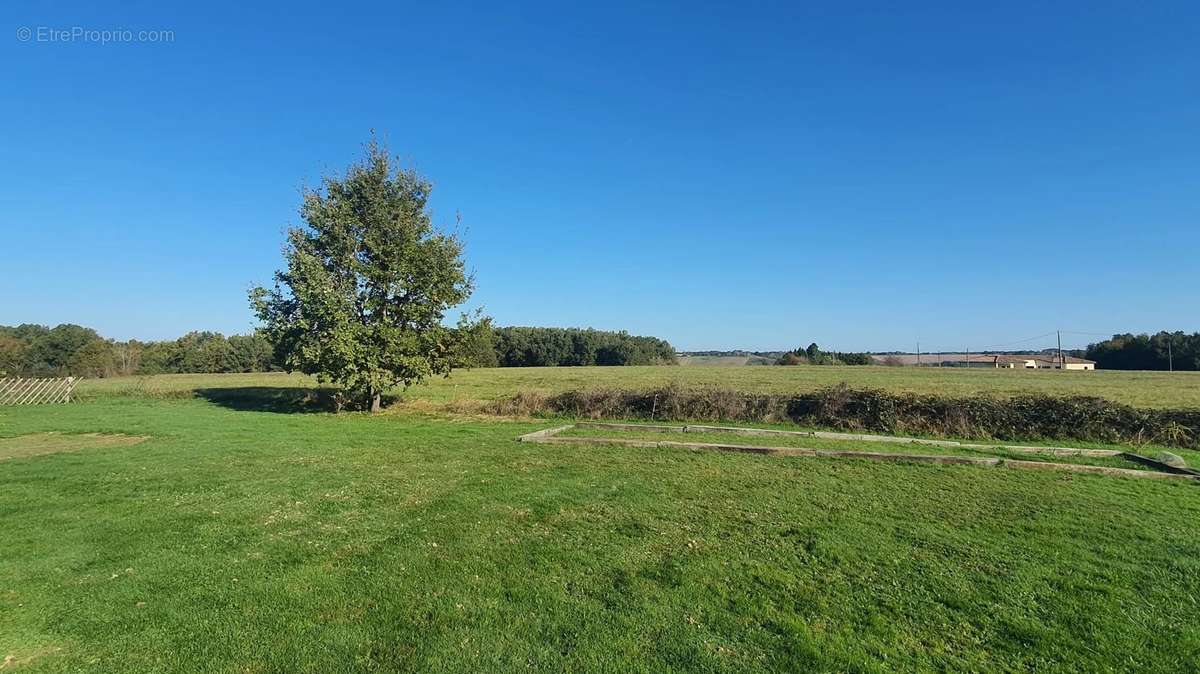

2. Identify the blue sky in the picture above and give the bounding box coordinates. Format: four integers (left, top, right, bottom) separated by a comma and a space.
3, 1, 1197, 351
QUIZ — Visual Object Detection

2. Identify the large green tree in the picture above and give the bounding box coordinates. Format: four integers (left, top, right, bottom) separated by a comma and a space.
251, 140, 475, 412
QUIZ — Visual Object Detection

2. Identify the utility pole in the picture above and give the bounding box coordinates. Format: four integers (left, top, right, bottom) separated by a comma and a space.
1168, 338, 1174, 372
965, 346, 969, 369
917, 341, 921, 366
1057, 330, 1063, 370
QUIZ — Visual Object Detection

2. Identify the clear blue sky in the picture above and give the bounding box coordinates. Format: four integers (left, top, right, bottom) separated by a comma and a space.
3, 1, 1197, 352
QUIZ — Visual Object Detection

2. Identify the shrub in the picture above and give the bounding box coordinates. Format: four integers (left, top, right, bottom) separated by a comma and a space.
494, 384, 1200, 449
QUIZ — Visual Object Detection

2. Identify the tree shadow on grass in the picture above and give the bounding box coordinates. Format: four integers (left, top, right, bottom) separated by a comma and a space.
194, 387, 339, 414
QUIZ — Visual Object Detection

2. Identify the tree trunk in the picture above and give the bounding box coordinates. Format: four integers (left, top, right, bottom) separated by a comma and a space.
370, 391, 382, 414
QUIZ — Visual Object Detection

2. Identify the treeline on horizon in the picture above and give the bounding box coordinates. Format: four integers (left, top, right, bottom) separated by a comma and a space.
6, 324, 1195, 377
0, 324, 275, 378
1085, 332, 1200, 371
0, 323, 677, 377
486, 326, 677, 367
776, 343, 873, 366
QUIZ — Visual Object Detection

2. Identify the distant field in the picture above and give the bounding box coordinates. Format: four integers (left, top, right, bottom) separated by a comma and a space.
677, 355, 776, 366
76, 365, 1200, 408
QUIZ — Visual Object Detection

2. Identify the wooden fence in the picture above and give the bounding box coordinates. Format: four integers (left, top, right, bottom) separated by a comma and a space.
0, 377, 80, 405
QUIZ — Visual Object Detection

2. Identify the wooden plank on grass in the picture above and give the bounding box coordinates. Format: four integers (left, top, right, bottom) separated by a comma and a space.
520, 424, 1199, 483
588, 421, 1123, 457
575, 421, 686, 433
516, 425, 575, 442
1003, 459, 1195, 480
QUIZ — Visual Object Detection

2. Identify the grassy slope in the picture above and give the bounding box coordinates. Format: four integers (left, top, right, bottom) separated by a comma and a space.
2, 385, 1200, 672
75, 365, 1200, 409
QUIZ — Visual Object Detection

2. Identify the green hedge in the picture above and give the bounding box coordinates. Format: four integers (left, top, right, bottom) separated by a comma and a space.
497, 384, 1199, 448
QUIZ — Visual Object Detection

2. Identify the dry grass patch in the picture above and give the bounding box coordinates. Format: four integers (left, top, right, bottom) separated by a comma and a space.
0, 645, 64, 670
0, 433, 148, 461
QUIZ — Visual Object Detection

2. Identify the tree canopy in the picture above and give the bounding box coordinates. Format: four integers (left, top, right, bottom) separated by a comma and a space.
490, 327, 676, 367
0, 320, 678, 377
776, 343, 873, 366
251, 140, 475, 411
1086, 332, 1200, 371
0, 324, 275, 377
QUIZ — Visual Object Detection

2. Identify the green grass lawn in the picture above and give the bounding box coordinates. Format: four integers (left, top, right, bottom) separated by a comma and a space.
75, 364, 1200, 409
3, 376, 1200, 672
553, 425, 1162, 470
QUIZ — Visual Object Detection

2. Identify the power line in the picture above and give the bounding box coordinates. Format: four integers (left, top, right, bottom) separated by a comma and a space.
897, 328, 1127, 360
976, 332, 1057, 351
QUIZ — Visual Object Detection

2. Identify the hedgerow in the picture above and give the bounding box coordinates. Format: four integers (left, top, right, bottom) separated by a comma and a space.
493, 383, 1200, 448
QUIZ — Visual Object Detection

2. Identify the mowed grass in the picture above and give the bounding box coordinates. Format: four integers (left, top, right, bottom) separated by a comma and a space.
553, 426, 1163, 471
2, 374, 1200, 673
75, 364, 1200, 409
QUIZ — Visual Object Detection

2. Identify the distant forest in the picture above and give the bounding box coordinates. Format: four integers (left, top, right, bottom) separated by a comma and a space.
489, 326, 676, 367
0, 324, 275, 378
0, 323, 677, 377
8, 324, 1193, 376
1086, 332, 1200, 371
